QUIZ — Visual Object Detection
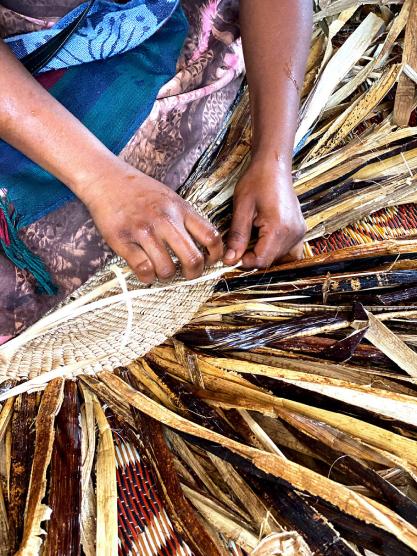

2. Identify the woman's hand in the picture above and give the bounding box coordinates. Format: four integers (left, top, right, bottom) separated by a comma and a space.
80, 160, 224, 283
0, 42, 223, 285
235, 0, 312, 268
223, 158, 306, 268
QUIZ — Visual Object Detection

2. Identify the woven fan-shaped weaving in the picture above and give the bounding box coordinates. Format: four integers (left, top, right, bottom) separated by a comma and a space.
0, 255, 225, 384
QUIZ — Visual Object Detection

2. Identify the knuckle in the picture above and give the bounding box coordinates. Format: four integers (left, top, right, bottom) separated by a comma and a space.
136, 261, 153, 272
148, 200, 166, 216
272, 227, 284, 240
163, 213, 177, 227
138, 223, 154, 239
205, 228, 221, 247
274, 218, 306, 243
186, 251, 204, 269
159, 265, 176, 280
229, 229, 247, 243
134, 260, 153, 275
182, 201, 195, 215
117, 228, 134, 243
154, 203, 172, 219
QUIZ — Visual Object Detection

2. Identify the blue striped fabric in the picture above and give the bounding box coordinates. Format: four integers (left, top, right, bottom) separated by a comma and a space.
5, 0, 180, 72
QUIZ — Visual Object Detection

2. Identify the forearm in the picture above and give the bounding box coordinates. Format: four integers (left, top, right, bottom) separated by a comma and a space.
240, 0, 312, 163
0, 42, 225, 282
0, 40, 118, 201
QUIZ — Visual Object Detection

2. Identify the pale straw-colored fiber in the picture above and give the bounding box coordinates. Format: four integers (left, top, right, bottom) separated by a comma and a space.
0, 255, 230, 390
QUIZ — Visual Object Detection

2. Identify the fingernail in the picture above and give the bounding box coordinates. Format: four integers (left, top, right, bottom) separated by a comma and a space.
224, 248, 236, 260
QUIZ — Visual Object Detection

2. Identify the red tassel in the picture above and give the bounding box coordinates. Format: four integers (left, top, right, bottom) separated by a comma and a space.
0, 208, 10, 246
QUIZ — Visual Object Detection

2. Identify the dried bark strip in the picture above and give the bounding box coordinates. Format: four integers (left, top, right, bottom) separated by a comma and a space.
178, 313, 349, 351
8, 393, 37, 552
180, 433, 358, 556
43, 381, 82, 556
150, 348, 417, 463
359, 311, 417, 377
183, 432, 417, 556
285, 420, 417, 527
16, 378, 65, 556
0, 480, 9, 555
222, 240, 417, 281
394, 0, 417, 126
80, 375, 135, 427
98, 371, 417, 553
94, 400, 118, 556
0, 397, 14, 443
216, 265, 417, 296
206, 450, 281, 535
79, 384, 96, 556
167, 431, 249, 522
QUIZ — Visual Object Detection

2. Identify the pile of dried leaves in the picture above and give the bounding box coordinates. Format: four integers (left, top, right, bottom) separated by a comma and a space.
2, 1, 417, 554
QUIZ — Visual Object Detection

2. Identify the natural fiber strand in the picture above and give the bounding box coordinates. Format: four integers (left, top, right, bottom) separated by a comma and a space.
3, 4, 417, 555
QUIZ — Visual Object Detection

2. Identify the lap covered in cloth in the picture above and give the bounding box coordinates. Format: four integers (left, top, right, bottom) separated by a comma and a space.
0, 0, 244, 342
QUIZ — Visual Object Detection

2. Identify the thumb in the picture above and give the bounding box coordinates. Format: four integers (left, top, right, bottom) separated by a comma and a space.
224, 197, 254, 264
288, 241, 305, 261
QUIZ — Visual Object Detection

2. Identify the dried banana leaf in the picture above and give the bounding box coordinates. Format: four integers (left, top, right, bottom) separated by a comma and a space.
16, 379, 64, 555
4, 4, 417, 555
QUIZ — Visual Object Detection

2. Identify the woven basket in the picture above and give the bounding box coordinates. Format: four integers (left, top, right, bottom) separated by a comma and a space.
0, 255, 228, 391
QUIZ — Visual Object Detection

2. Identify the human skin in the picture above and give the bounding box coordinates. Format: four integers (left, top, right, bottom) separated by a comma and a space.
225, 0, 313, 269
0, 1, 312, 283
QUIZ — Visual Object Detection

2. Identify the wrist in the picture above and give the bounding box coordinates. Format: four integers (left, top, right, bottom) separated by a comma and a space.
66, 152, 126, 205
251, 148, 292, 171
250, 148, 293, 171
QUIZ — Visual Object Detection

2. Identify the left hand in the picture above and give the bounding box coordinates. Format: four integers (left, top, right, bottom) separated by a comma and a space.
223, 158, 306, 268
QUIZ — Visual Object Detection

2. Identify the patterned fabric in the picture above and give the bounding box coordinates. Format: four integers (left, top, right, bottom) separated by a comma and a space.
0, 4, 57, 37
6, 0, 181, 72
0, 0, 244, 338
1, 3, 188, 229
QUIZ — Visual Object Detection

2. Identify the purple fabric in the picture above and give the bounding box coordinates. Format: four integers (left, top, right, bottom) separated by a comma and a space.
0, 0, 244, 339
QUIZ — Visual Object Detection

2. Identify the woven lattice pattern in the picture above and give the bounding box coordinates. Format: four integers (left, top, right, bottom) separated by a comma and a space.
0, 257, 222, 384
115, 438, 193, 555
308, 204, 417, 255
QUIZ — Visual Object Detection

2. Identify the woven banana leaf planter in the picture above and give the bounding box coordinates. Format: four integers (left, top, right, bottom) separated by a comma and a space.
2, 1, 417, 554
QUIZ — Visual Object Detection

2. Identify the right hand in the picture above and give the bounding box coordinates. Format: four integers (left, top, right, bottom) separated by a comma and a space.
79, 160, 224, 284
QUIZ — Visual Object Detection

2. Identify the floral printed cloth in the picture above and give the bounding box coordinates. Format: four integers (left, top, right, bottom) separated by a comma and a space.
0, 0, 244, 341
5, 0, 181, 72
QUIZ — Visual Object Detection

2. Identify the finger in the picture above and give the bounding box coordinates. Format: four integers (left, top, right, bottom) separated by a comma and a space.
224, 198, 254, 264
137, 230, 177, 282
118, 242, 156, 284
280, 241, 305, 263
184, 210, 224, 266
163, 223, 205, 280
242, 225, 305, 269
242, 225, 283, 269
